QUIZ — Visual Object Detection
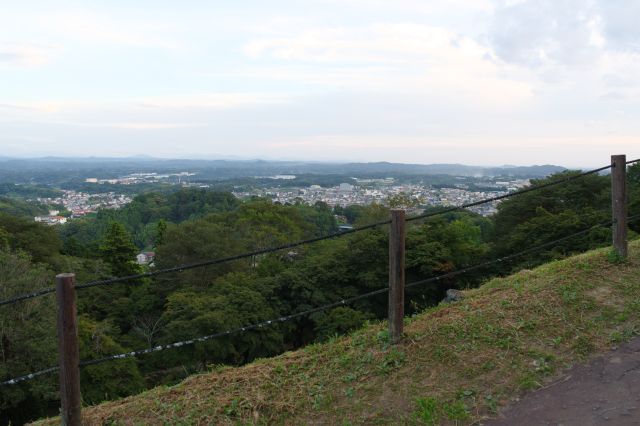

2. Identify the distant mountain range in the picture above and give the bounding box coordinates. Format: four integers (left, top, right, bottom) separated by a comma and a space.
0, 157, 567, 178
310, 162, 567, 177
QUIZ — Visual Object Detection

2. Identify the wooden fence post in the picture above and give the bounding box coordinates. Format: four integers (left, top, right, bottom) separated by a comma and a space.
56, 273, 81, 426
611, 155, 628, 259
389, 209, 406, 344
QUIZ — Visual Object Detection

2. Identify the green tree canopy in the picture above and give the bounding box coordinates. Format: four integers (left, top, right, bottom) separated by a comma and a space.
0, 213, 62, 266
78, 317, 145, 405
99, 222, 139, 276
161, 272, 282, 366
490, 171, 610, 267
0, 250, 57, 424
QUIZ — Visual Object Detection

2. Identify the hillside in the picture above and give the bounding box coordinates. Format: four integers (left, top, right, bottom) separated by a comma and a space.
0, 157, 565, 183
35, 240, 640, 425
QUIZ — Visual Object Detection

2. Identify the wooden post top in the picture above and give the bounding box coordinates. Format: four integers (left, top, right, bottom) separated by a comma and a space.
56, 273, 76, 279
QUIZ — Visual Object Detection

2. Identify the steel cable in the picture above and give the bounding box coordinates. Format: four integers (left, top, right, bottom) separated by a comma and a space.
4, 213, 635, 386
0, 163, 616, 305
0, 287, 56, 307
406, 164, 612, 223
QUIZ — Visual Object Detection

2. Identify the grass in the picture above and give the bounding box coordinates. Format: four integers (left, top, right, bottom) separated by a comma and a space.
33, 241, 640, 425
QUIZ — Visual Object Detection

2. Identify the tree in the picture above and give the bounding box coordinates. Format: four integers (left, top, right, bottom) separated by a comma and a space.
0, 227, 9, 251
0, 197, 48, 219
155, 219, 168, 248
342, 205, 366, 224
132, 314, 165, 348
92, 222, 142, 333
0, 250, 57, 424
61, 236, 85, 257
161, 272, 282, 367
313, 307, 371, 341
492, 171, 609, 238
266, 227, 389, 345
78, 317, 145, 405
505, 208, 609, 264
59, 189, 240, 254
231, 200, 312, 251
0, 213, 62, 266
293, 203, 337, 237
153, 219, 243, 290
405, 214, 490, 310
490, 170, 610, 269
386, 192, 423, 209
99, 222, 139, 276
352, 203, 389, 227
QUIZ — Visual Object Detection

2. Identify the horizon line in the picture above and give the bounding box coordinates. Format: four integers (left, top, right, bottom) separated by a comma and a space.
0, 155, 580, 169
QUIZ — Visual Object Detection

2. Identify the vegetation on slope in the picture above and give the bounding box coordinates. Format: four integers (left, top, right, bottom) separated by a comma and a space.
35, 239, 640, 425
3, 165, 637, 423
0, 197, 48, 220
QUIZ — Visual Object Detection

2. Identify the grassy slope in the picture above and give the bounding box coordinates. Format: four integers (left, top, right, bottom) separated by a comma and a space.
35, 240, 640, 425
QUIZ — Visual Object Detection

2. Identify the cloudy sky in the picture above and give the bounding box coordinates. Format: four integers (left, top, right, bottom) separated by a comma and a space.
1, 0, 639, 167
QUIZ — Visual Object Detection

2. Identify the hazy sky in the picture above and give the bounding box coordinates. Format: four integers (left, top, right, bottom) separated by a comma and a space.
1, 0, 639, 167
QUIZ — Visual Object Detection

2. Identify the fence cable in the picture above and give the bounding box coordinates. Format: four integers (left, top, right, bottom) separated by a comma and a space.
0, 163, 615, 307
74, 219, 391, 290
0, 287, 56, 307
0, 366, 59, 386
0, 220, 391, 307
406, 164, 612, 223
405, 213, 640, 291
4, 213, 635, 386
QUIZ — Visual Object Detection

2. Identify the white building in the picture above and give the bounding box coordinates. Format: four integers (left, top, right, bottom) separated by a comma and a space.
34, 216, 67, 225
338, 183, 354, 192
136, 252, 156, 265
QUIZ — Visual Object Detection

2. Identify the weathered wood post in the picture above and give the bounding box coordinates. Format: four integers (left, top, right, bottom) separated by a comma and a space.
611, 155, 628, 259
389, 209, 406, 344
56, 273, 81, 426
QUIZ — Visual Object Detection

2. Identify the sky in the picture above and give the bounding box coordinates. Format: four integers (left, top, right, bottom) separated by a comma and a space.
1, 0, 639, 167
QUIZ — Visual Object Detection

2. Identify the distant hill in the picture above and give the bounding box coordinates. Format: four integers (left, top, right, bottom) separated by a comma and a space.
317, 162, 566, 177
0, 197, 48, 218
484, 165, 567, 177
0, 157, 567, 181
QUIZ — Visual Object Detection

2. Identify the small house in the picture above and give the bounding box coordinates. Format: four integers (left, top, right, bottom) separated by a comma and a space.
136, 252, 156, 265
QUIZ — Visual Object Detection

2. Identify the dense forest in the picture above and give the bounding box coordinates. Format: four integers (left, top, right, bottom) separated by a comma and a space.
0, 166, 639, 424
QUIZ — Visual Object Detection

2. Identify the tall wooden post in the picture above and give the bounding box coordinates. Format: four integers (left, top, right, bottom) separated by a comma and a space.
388, 209, 406, 344
56, 273, 81, 426
611, 155, 628, 259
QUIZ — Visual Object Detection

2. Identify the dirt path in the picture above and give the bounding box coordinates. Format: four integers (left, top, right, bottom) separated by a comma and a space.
484, 337, 640, 425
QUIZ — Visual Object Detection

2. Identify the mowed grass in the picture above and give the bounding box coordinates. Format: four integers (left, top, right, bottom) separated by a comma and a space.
33, 240, 640, 425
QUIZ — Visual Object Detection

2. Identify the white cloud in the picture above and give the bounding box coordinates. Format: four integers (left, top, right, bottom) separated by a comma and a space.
0, 42, 59, 67
0, 92, 291, 116
598, 2, 640, 52
243, 23, 533, 106
8, 121, 208, 130
1, 1, 639, 165
489, 0, 604, 69
488, 0, 640, 68
107, 122, 207, 130
0, 5, 184, 79
134, 93, 292, 109
35, 10, 182, 50
486, 0, 640, 102
245, 24, 469, 64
